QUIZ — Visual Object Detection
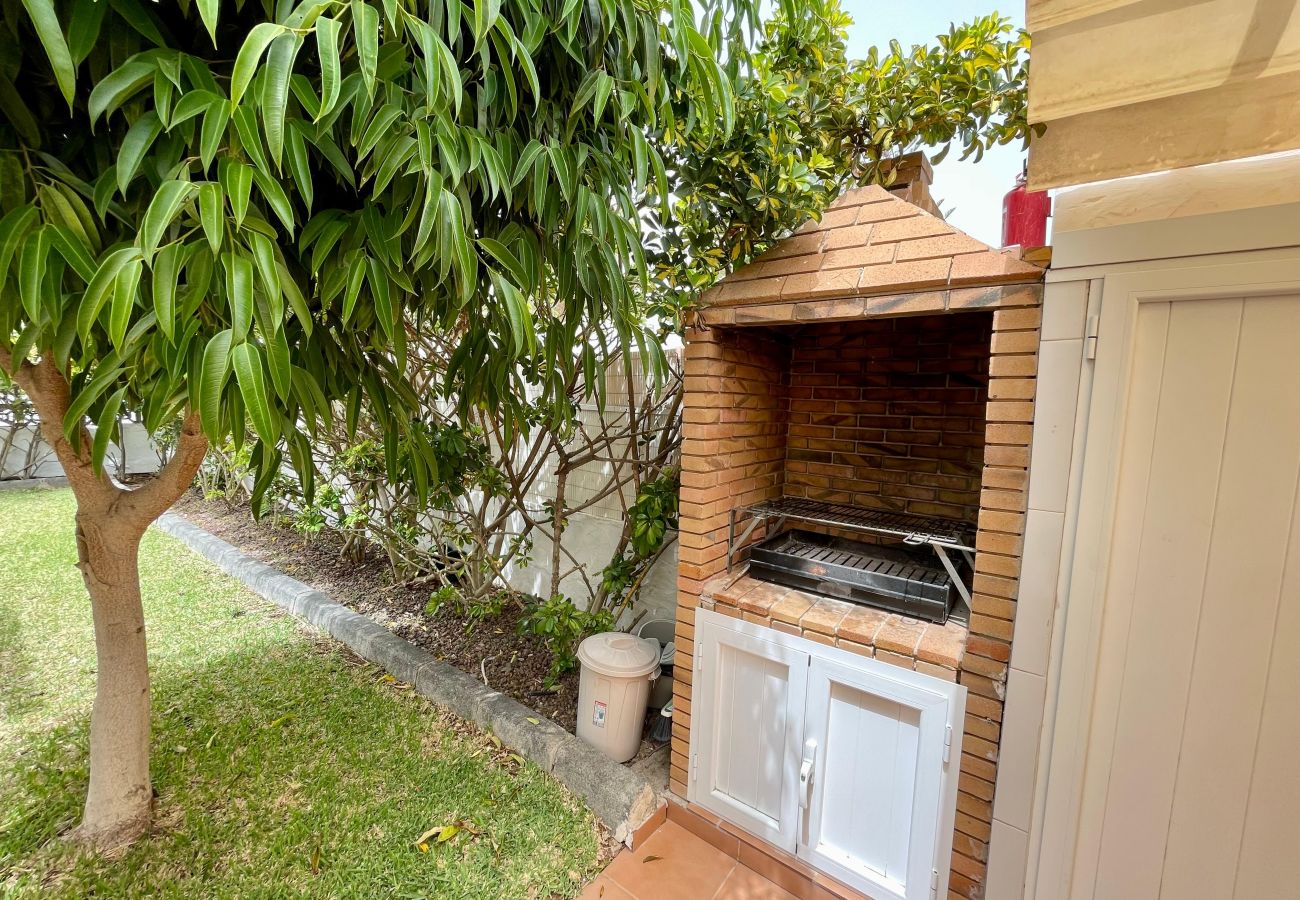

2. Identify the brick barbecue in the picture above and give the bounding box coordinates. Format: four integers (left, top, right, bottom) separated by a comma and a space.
669, 154, 1046, 900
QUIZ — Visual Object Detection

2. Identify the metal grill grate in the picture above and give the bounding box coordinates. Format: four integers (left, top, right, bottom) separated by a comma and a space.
748, 529, 961, 623
743, 497, 974, 549
772, 533, 949, 584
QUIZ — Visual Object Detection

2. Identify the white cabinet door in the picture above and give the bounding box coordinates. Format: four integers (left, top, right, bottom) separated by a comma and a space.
800, 655, 963, 900
689, 612, 809, 851
688, 610, 964, 898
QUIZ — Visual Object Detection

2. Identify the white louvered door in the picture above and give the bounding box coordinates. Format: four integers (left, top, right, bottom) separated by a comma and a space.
800, 655, 959, 900
689, 612, 809, 850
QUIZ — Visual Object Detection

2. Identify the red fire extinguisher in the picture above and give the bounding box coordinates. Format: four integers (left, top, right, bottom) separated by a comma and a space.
1002, 164, 1051, 249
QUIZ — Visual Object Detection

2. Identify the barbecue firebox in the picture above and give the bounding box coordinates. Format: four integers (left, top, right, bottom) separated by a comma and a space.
727, 497, 976, 624
748, 530, 964, 624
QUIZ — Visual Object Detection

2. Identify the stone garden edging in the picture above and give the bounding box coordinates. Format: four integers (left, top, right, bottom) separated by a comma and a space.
154, 512, 663, 844
0, 475, 69, 491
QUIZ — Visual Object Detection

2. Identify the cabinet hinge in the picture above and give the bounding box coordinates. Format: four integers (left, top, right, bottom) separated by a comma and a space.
943, 725, 953, 765
1085, 314, 1100, 360
931, 867, 940, 898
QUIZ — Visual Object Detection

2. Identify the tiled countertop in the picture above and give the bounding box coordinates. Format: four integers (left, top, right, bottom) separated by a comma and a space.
699, 569, 967, 679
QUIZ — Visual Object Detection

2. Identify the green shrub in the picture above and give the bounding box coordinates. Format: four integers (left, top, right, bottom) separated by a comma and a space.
519, 595, 616, 688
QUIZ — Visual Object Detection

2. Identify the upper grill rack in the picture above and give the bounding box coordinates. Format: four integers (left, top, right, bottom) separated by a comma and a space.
741, 497, 975, 550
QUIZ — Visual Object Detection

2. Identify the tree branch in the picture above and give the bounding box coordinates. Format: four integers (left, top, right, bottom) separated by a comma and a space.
126, 410, 207, 524
8, 355, 120, 508
0, 344, 34, 387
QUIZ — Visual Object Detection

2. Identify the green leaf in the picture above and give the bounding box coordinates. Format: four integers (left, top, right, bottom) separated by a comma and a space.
0, 205, 39, 285
109, 254, 143, 348
139, 180, 197, 261
68, 0, 108, 65
117, 112, 164, 195
198, 183, 224, 253
305, 130, 354, 187
509, 31, 540, 105
151, 242, 183, 342
18, 225, 49, 320
48, 224, 97, 282
170, 89, 217, 128
197, 0, 219, 44
199, 329, 234, 440
367, 256, 393, 339
41, 182, 99, 256
88, 55, 157, 123
0, 74, 40, 147
477, 237, 527, 286
109, 0, 168, 46
342, 253, 365, 323
61, 355, 123, 442
279, 260, 311, 335
267, 326, 291, 401
200, 97, 232, 172
232, 342, 280, 444
231, 22, 285, 105
218, 159, 254, 227
408, 19, 441, 109
351, 0, 378, 96
251, 170, 295, 233
370, 135, 416, 194
224, 251, 254, 339
0, 153, 26, 214
285, 123, 314, 211
153, 70, 175, 126
495, 274, 532, 356
78, 246, 143, 340
91, 386, 127, 475
249, 231, 282, 324
232, 106, 271, 173
22, 0, 76, 107
262, 33, 301, 168
355, 103, 403, 158
316, 16, 342, 119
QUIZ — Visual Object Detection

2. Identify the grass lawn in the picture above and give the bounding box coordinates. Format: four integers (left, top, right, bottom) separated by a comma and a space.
0, 488, 606, 898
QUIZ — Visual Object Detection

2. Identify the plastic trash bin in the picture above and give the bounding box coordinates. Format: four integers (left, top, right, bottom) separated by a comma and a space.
576, 632, 661, 763
635, 619, 677, 710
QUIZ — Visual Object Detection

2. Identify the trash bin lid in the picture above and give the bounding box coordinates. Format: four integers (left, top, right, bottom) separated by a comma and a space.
577, 632, 661, 677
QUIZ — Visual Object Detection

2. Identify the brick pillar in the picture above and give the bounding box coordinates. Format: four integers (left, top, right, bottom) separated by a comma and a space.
949, 301, 1041, 899
670, 325, 791, 796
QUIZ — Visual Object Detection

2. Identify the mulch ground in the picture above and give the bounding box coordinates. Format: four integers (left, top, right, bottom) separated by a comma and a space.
172, 492, 584, 731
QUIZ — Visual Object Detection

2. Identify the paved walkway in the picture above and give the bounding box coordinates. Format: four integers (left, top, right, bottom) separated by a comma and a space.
580, 821, 797, 900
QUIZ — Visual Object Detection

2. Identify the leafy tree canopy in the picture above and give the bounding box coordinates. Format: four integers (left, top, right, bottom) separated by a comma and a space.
654, 2, 1034, 313
0, 0, 763, 505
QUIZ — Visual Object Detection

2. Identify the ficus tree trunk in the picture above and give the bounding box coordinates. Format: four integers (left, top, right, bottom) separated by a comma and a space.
2, 350, 208, 851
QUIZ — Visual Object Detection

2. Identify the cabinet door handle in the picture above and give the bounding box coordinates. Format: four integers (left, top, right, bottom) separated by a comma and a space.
798, 739, 817, 809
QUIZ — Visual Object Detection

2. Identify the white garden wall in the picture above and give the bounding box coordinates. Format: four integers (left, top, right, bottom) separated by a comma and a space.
0, 422, 162, 480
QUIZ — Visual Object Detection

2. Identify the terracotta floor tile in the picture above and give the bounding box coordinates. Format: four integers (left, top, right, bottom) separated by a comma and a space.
579, 876, 636, 900
736, 842, 815, 899
714, 865, 801, 900
602, 821, 737, 899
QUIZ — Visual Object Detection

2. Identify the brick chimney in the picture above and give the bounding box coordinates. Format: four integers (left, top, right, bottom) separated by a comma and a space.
883, 152, 943, 219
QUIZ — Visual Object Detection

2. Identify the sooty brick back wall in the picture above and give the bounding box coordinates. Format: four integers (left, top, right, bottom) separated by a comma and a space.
785, 314, 992, 525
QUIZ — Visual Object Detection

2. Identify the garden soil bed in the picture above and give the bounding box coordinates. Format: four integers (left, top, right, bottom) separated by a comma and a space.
172, 492, 588, 732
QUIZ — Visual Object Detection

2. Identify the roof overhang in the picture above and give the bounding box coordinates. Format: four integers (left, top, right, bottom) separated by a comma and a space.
696, 169, 1045, 329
